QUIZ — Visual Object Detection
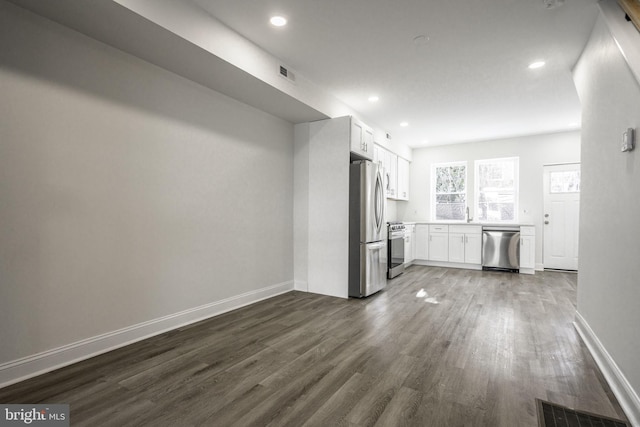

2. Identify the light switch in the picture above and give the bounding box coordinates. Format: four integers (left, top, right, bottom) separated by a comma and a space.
622, 128, 635, 152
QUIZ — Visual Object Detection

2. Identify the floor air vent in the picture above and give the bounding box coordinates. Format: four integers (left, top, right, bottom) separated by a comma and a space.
536, 399, 630, 427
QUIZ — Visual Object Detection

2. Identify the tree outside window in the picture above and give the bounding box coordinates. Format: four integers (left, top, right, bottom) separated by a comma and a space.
432, 162, 467, 221
475, 157, 519, 222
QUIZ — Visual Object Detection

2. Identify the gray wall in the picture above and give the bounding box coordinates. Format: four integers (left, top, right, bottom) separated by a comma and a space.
0, 2, 294, 364
573, 12, 640, 401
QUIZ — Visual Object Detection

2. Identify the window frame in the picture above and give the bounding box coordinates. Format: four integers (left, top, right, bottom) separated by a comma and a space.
474, 156, 519, 223
430, 161, 468, 222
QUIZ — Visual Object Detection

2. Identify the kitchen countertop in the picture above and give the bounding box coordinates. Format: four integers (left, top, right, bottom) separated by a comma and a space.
402, 221, 535, 227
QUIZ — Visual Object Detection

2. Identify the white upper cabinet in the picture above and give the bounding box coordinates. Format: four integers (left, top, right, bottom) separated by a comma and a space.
364, 127, 374, 157
373, 144, 382, 168
378, 147, 398, 199
397, 157, 409, 201
350, 118, 373, 160
388, 151, 397, 199
373, 142, 410, 201
379, 147, 389, 196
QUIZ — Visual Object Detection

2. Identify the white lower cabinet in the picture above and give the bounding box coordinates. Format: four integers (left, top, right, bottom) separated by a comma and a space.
428, 225, 449, 262
448, 233, 465, 263
448, 225, 482, 264
411, 223, 532, 274
465, 233, 482, 265
404, 225, 415, 264
520, 226, 536, 273
415, 225, 429, 260
411, 227, 416, 262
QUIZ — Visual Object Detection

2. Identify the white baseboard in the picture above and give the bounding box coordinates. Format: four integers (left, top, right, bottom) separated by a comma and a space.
412, 260, 483, 270
0, 280, 294, 389
535, 262, 544, 271
574, 311, 640, 427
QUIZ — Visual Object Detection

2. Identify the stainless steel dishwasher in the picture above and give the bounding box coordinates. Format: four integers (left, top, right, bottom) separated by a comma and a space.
482, 226, 520, 272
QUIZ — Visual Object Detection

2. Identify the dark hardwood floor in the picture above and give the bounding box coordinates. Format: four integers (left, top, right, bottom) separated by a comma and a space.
0, 266, 629, 426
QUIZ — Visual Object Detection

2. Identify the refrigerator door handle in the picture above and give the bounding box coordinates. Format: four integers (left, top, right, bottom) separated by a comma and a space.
368, 242, 384, 250
374, 170, 384, 233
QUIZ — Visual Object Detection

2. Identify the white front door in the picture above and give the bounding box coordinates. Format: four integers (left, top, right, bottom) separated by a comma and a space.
543, 164, 581, 270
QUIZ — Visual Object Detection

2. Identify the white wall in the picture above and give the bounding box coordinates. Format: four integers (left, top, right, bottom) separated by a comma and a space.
573, 5, 640, 423
397, 131, 581, 266
293, 123, 310, 292
0, 2, 293, 371
385, 200, 399, 222
294, 118, 350, 298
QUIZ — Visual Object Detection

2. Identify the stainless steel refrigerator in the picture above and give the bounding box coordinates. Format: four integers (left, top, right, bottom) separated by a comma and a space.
349, 160, 387, 297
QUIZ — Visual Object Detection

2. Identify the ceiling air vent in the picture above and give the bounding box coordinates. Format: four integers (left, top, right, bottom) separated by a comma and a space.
279, 65, 296, 84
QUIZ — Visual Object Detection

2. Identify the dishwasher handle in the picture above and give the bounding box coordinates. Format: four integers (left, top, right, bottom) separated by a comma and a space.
482, 226, 520, 232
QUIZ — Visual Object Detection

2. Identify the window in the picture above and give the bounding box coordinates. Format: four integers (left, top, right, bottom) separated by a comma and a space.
432, 162, 467, 221
549, 170, 580, 193
475, 157, 519, 222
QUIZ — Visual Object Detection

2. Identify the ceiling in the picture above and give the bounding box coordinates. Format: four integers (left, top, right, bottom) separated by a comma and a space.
191, 0, 598, 147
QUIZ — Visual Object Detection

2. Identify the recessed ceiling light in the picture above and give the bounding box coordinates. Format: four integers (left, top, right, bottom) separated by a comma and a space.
270, 16, 287, 27
400, 122, 409, 127
368, 95, 379, 103
528, 61, 546, 69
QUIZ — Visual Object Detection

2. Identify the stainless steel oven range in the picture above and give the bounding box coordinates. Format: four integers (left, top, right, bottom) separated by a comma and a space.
387, 222, 405, 279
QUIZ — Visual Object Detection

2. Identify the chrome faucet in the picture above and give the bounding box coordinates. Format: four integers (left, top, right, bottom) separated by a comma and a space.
466, 207, 473, 223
